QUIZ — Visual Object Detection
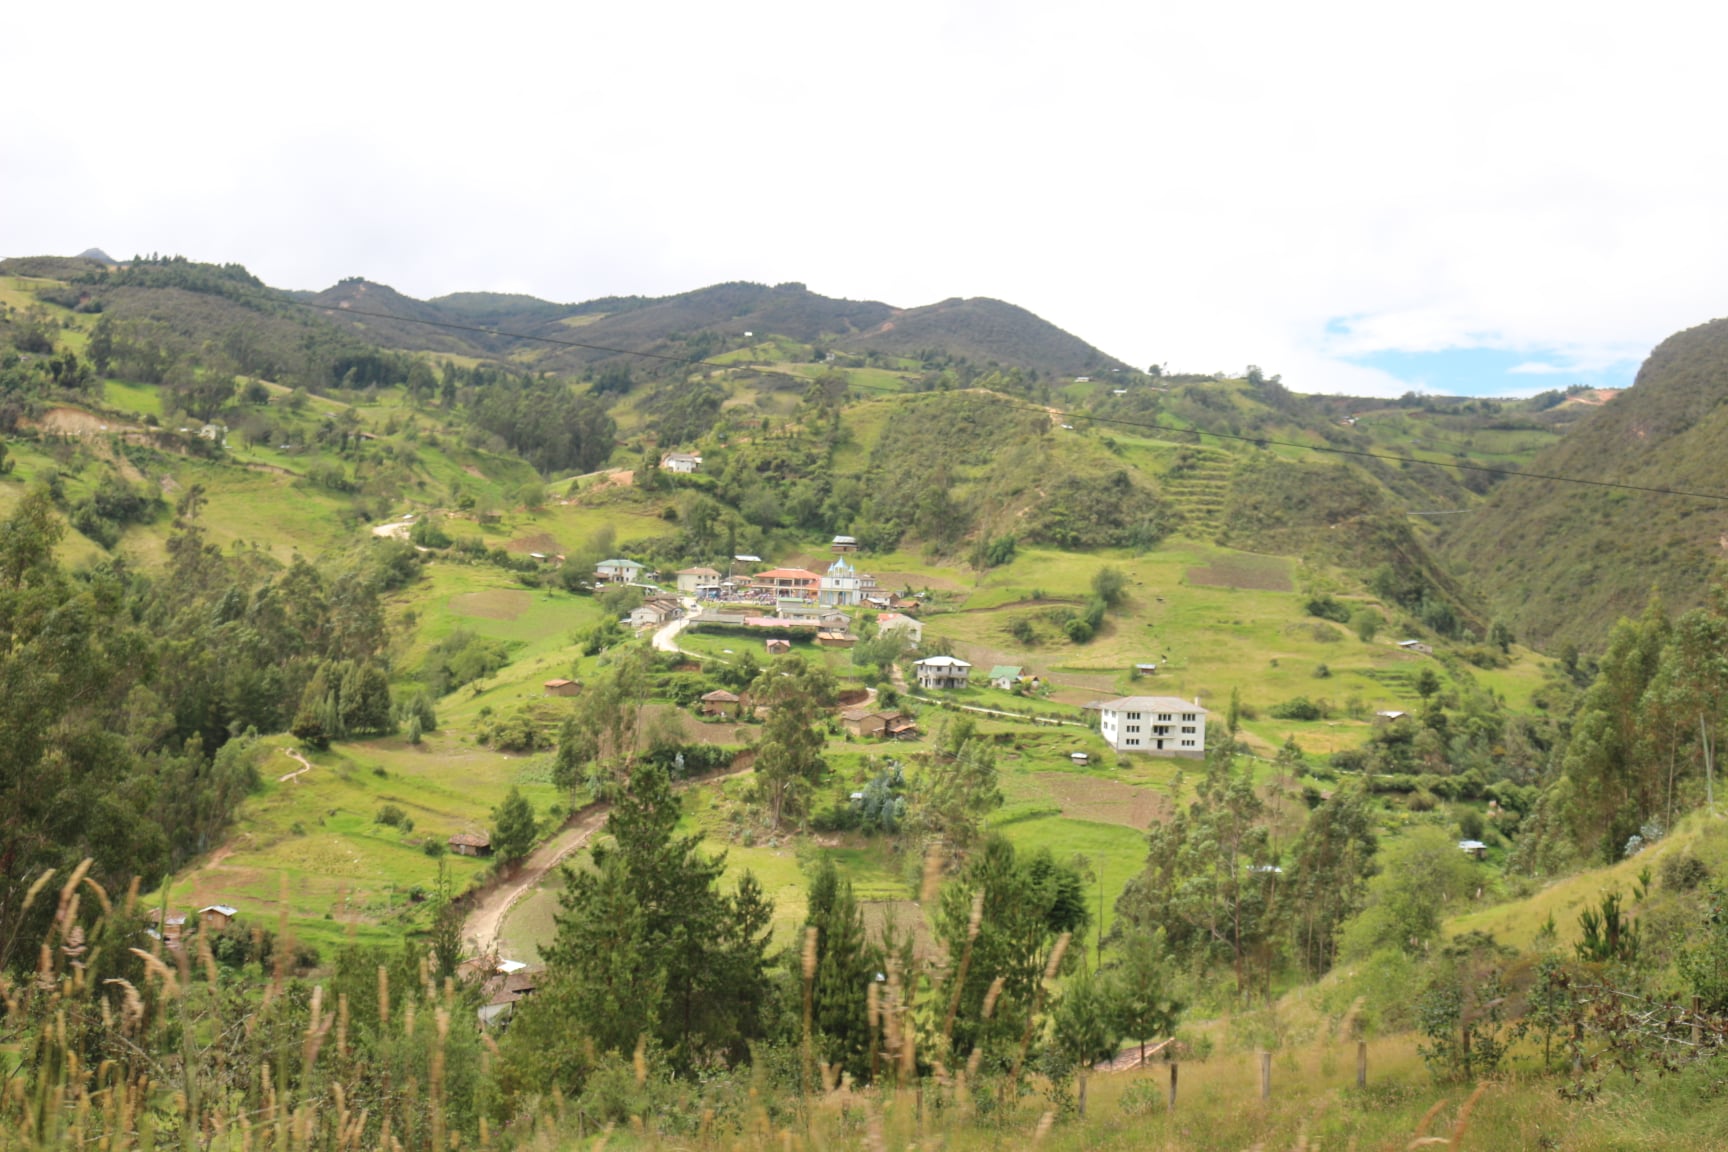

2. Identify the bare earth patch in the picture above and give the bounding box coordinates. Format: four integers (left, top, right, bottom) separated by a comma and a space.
1186, 553, 1293, 591
449, 589, 533, 620
1035, 772, 1170, 830
504, 532, 563, 555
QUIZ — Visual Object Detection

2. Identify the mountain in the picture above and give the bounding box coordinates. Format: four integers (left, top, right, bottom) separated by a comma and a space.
77, 247, 115, 263
1442, 317, 1728, 651
839, 296, 1128, 375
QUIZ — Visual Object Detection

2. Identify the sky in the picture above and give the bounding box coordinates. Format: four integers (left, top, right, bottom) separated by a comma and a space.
6, 0, 1728, 398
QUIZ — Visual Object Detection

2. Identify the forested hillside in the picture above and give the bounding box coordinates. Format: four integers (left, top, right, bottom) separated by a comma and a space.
1444, 318, 1728, 651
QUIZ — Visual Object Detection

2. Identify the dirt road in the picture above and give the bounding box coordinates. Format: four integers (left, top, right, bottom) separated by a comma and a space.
465, 804, 610, 956
278, 748, 314, 783
463, 764, 752, 957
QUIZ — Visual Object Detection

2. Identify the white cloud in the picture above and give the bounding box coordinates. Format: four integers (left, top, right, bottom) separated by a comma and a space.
4, 0, 1727, 396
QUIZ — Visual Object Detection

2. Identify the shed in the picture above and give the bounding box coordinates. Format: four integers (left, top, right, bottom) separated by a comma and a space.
1070, 752, 1089, 765
543, 678, 582, 697
1458, 840, 1487, 859
817, 631, 856, 648
765, 638, 792, 655
449, 832, 493, 857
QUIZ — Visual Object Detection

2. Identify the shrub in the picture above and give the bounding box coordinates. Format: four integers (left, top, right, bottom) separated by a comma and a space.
375, 804, 409, 828
1661, 852, 1710, 892
1305, 594, 1352, 623
1269, 696, 1322, 721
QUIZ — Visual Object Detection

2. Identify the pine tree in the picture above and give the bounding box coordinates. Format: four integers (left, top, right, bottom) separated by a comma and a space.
490, 787, 537, 866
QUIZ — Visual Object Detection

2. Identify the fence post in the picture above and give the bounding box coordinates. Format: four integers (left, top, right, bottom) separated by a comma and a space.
1356, 1040, 1367, 1088
1168, 1062, 1178, 1112
1694, 996, 1703, 1049
1259, 1050, 1271, 1101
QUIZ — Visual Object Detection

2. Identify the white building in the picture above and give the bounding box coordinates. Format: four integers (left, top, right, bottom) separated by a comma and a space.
1092, 695, 1206, 756
819, 557, 867, 607
660, 452, 702, 474
595, 558, 645, 584
675, 566, 721, 595
914, 655, 971, 690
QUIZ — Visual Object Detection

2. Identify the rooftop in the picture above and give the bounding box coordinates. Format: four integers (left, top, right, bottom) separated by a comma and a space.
1090, 695, 1204, 713
916, 655, 971, 668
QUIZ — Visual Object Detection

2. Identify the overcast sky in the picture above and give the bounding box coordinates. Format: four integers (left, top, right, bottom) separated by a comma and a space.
6, 0, 1727, 397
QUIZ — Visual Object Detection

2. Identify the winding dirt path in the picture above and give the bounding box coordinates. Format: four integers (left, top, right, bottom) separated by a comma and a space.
277, 748, 314, 783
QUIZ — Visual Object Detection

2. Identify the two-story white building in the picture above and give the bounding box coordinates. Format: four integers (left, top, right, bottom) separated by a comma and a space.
660, 452, 702, 474
595, 558, 646, 584
674, 566, 721, 595
915, 655, 971, 690
1091, 695, 1206, 756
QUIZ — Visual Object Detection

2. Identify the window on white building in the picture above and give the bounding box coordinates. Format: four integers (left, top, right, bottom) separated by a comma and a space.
1182, 726, 1195, 734
1128, 712, 1142, 720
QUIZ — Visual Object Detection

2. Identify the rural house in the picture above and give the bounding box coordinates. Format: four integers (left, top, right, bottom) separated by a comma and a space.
1089, 695, 1206, 756
699, 689, 741, 717
831, 535, 859, 552
200, 905, 238, 931
914, 655, 972, 690
595, 558, 646, 584
449, 832, 493, 857
989, 665, 1025, 690
840, 708, 917, 739
629, 597, 683, 628
675, 566, 721, 595
660, 452, 702, 474
543, 678, 582, 697
876, 612, 922, 644
765, 638, 792, 655
817, 630, 855, 648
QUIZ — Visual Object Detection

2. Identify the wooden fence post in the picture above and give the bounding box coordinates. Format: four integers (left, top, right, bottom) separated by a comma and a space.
1694, 996, 1703, 1049
1168, 1062, 1178, 1112
1356, 1040, 1367, 1088
1259, 1050, 1271, 1101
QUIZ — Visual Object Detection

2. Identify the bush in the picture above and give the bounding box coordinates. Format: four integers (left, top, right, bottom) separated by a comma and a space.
1661, 852, 1710, 892
375, 804, 409, 828
1269, 696, 1323, 721
1305, 594, 1352, 623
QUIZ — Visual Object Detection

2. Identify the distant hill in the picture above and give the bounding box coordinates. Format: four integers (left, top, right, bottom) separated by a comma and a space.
839, 297, 1128, 376
77, 248, 115, 264
1442, 316, 1728, 650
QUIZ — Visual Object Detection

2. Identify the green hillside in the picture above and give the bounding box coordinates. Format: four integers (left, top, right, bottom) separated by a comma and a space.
1444, 320, 1728, 651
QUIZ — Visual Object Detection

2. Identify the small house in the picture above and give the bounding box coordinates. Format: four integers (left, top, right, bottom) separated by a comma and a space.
449, 832, 493, 858
629, 597, 682, 629
841, 708, 893, 738
817, 630, 855, 648
1396, 640, 1434, 656
596, 558, 646, 584
914, 655, 971, 690
831, 535, 859, 552
477, 968, 541, 1029
989, 665, 1024, 690
699, 689, 741, 717
765, 638, 792, 656
886, 715, 919, 739
1459, 840, 1487, 860
1070, 752, 1089, 766
660, 452, 702, 474
148, 909, 188, 946
199, 905, 238, 931
876, 612, 923, 644
1374, 709, 1408, 724
543, 678, 582, 698
1134, 662, 1159, 676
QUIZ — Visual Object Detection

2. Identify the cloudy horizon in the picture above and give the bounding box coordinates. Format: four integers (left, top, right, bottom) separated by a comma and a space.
6, 0, 1725, 398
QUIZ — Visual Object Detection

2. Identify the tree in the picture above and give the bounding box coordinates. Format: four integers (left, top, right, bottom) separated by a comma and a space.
490, 787, 537, 867
805, 857, 879, 1081
1048, 966, 1122, 1116
1285, 789, 1378, 976
750, 656, 834, 827
1338, 826, 1476, 958
1091, 565, 1128, 608
1110, 929, 1182, 1066
534, 762, 775, 1071
1414, 667, 1441, 701
909, 737, 1003, 854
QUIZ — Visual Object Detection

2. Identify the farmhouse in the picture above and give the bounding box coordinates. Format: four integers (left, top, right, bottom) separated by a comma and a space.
876, 612, 922, 644
595, 558, 645, 584
543, 678, 582, 697
675, 566, 721, 595
660, 452, 702, 474
629, 597, 683, 628
699, 689, 741, 717
817, 630, 855, 648
915, 655, 971, 690
840, 708, 918, 739
200, 905, 237, 931
477, 968, 541, 1029
449, 832, 493, 857
1089, 695, 1206, 756
751, 567, 822, 600
831, 535, 859, 552
989, 665, 1025, 690
765, 638, 791, 655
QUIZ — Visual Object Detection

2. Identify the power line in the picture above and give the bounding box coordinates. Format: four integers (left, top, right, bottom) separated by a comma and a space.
258, 291, 1728, 505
